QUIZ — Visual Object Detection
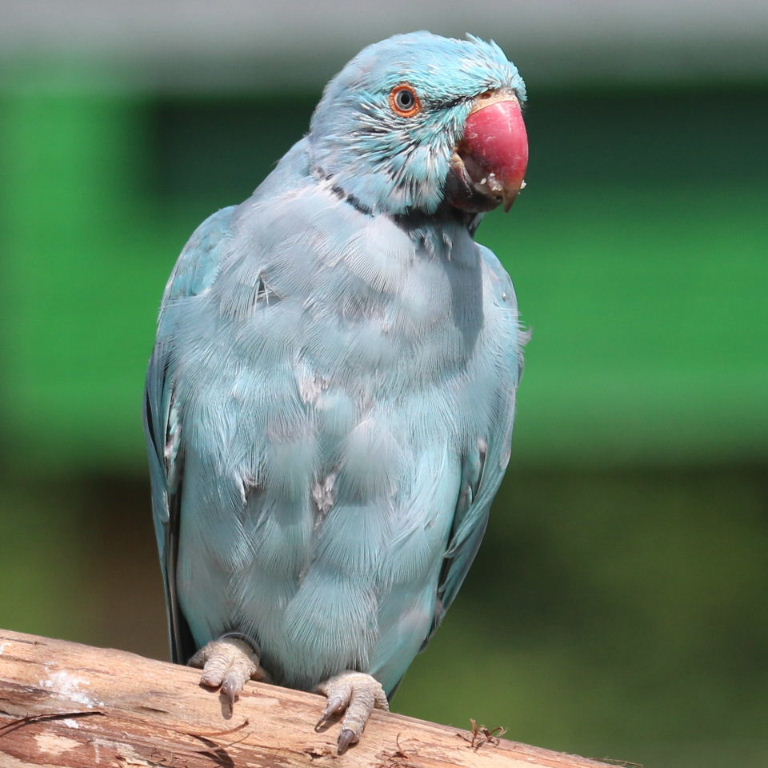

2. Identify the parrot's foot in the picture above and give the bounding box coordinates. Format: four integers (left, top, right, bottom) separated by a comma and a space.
189, 634, 268, 707
315, 672, 389, 754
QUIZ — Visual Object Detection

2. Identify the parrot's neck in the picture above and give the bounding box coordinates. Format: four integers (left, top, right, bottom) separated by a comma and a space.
395, 207, 486, 240
311, 164, 375, 218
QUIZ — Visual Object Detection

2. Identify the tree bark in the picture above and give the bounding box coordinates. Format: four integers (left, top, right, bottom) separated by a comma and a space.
0, 628, 615, 768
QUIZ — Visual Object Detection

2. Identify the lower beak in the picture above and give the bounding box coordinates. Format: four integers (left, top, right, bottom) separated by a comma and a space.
447, 90, 529, 213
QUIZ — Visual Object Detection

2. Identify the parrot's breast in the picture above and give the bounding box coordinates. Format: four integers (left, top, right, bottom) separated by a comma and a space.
170, 171, 518, 693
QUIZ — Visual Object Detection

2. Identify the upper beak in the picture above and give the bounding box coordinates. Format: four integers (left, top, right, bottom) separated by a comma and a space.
447, 89, 529, 213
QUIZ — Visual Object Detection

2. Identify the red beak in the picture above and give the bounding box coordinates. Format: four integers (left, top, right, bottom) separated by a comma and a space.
450, 90, 528, 212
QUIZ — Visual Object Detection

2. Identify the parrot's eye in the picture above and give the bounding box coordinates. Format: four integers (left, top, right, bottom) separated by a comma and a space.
390, 84, 422, 117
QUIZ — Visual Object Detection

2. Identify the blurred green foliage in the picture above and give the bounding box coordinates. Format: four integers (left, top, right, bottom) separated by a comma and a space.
1, 63, 766, 768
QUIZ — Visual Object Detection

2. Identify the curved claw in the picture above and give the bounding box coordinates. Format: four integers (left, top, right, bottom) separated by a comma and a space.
337, 728, 358, 755
315, 692, 348, 731
189, 635, 267, 704
315, 672, 389, 754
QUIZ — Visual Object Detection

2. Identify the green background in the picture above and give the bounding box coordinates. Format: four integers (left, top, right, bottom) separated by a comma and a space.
1, 58, 766, 768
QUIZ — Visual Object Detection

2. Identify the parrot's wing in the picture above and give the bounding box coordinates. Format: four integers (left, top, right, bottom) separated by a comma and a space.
144, 205, 236, 663
426, 247, 523, 644
428, 439, 506, 640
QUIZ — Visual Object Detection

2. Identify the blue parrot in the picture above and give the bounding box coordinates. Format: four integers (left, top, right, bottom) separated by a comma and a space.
145, 31, 528, 752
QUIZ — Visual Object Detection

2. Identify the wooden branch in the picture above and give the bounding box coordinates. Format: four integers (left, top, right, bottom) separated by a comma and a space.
0, 628, 614, 768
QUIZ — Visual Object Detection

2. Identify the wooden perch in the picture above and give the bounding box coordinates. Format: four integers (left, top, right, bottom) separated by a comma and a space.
0, 628, 614, 768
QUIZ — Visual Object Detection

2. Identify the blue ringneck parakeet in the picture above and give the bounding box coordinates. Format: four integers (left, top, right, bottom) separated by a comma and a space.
145, 31, 528, 752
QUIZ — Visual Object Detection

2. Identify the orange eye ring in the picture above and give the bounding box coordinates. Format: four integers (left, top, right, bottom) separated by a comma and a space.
390, 84, 422, 117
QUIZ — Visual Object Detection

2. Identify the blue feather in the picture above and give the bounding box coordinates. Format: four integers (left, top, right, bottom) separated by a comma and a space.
146, 32, 525, 696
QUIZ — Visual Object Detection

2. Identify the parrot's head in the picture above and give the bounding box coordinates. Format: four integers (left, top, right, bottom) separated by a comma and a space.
308, 31, 527, 218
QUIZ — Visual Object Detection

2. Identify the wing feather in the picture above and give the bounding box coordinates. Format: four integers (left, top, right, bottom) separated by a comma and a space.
426, 245, 523, 643
144, 205, 237, 662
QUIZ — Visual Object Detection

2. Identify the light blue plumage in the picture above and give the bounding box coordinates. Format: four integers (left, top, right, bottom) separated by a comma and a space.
145, 31, 527, 749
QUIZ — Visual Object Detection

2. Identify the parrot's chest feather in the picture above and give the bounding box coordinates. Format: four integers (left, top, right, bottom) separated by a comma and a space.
222, 210, 483, 399
169, 193, 516, 689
